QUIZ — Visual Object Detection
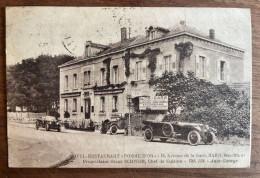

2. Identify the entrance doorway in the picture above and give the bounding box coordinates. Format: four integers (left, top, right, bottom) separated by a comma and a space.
85, 98, 91, 119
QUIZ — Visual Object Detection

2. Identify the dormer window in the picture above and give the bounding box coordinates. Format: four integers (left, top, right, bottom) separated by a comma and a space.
146, 26, 169, 40
150, 31, 156, 40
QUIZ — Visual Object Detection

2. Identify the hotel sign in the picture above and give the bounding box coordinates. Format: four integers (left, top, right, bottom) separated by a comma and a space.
139, 96, 168, 110
94, 89, 124, 95
61, 92, 81, 98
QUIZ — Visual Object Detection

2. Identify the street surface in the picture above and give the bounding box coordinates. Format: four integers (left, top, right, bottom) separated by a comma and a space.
8, 122, 250, 168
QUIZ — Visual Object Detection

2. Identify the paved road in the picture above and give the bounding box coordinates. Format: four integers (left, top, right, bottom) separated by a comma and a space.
8, 122, 250, 168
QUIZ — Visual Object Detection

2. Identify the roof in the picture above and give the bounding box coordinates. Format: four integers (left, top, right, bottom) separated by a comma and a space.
59, 24, 244, 68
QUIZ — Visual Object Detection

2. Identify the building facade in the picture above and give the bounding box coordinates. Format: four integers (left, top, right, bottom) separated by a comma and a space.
59, 22, 245, 122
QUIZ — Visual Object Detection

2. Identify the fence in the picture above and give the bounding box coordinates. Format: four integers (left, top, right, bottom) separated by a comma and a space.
7, 112, 46, 124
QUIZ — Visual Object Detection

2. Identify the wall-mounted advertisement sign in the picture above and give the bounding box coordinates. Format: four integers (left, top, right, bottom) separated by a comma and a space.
139, 96, 168, 110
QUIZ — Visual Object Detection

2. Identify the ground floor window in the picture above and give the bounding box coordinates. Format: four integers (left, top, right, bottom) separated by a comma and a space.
100, 97, 105, 112
73, 98, 77, 112
64, 99, 68, 111
220, 61, 226, 81
112, 96, 118, 112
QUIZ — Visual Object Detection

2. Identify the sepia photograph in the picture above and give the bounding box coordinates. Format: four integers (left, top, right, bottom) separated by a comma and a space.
6, 7, 251, 168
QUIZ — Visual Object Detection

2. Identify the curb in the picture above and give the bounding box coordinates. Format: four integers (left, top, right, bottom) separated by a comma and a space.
49, 152, 74, 168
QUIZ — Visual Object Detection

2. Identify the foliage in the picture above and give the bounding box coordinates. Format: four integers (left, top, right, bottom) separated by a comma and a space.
123, 50, 131, 77
122, 48, 160, 76
64, 111, 70, 118
146, 48, 160, 73
150, 71, 250, 138
6, 54, 74, 112
175, 42, 193, 71
64, 118, 94, 130
112, 109, 118, 113
130, 81, 137, 86
103, 57, 111, 85
174, 42, 193, 60
92, 81, 127, 90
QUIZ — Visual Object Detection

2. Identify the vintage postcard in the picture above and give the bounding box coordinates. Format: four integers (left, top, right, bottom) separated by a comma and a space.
6, 7, 252, 168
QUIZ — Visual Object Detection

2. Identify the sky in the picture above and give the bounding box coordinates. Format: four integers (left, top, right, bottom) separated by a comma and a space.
6, 7, 251, 81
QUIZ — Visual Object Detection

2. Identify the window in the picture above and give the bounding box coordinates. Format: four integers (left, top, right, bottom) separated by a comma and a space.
200, 56, 206, 78
164, 55, 171, 72
113, 66, 118, 84
73, 74, 77, 89
112, 96, 118, 112
65, 75, 68, 90
73, 99, 77, 112
84, 71, 91, 86
136, 61, 142, 81
220, 61, 226, 81
150, 31, 155, 40
64, 99, 68, 112
100, 68, 105, 85
100, 97, 105, 112
172, 61, 176, 69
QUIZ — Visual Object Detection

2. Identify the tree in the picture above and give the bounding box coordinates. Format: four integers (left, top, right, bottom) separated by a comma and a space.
6, 54, 74, 113
149, 71, 250, 138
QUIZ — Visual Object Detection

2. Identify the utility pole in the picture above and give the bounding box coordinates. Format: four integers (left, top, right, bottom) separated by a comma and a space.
126, 94, 132, 136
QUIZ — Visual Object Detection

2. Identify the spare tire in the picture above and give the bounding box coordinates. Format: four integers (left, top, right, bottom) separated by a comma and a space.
100, 120, 110, 134
162, 123, 174, 137
110, 125, 118, 135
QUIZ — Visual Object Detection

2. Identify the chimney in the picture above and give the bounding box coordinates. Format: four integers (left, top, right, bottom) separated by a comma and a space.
121, 27, 127, 42
209, 29, 215, 40
85, 41, 92, 57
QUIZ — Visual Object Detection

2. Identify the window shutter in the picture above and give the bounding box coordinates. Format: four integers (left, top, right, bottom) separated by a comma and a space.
134, 63, 140, 80
206, 57, 209, 79
217, 60, 220, 81
157, 57, 162, 76
226, 61, 230, 82
142, 60, 146, 80
172, 54, 177, 73
195, 55, 200, 78
132, 68, 135, 81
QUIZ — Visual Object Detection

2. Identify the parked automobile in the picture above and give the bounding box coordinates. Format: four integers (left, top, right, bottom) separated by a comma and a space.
100, 114, 127, 135
36, 116, 61, 132
142, 120, 217, 146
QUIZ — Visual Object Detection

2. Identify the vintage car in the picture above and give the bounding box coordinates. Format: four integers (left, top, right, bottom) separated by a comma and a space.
100, 114, 127, 135
142, 120, 217, 146
36, 116, 61, 132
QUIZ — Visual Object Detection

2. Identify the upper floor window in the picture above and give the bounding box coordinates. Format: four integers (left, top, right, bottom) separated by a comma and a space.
200, 56, 206, 78
84, 71, 91, 86
100, 97, 105, 112
164, 55, 171, 72
100, 68, 105, 86
150, 31, 156, 40
73, 98, 77, 112
220, 61, 226, 81
135, 61, 142, 81
73, 74, 77, 89
113, 66, 119, 84
64, 75, 68, 90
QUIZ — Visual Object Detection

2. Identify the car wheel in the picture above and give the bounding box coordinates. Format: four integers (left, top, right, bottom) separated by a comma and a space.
162, 123, 174, 137
144, 128, 154, 142
204, 132, 215, 145
187, 130, 201, 146
57, 126, 61, 132
160, 138, 168, 142
46, 124, 50, 131
110, 125, 118, 135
